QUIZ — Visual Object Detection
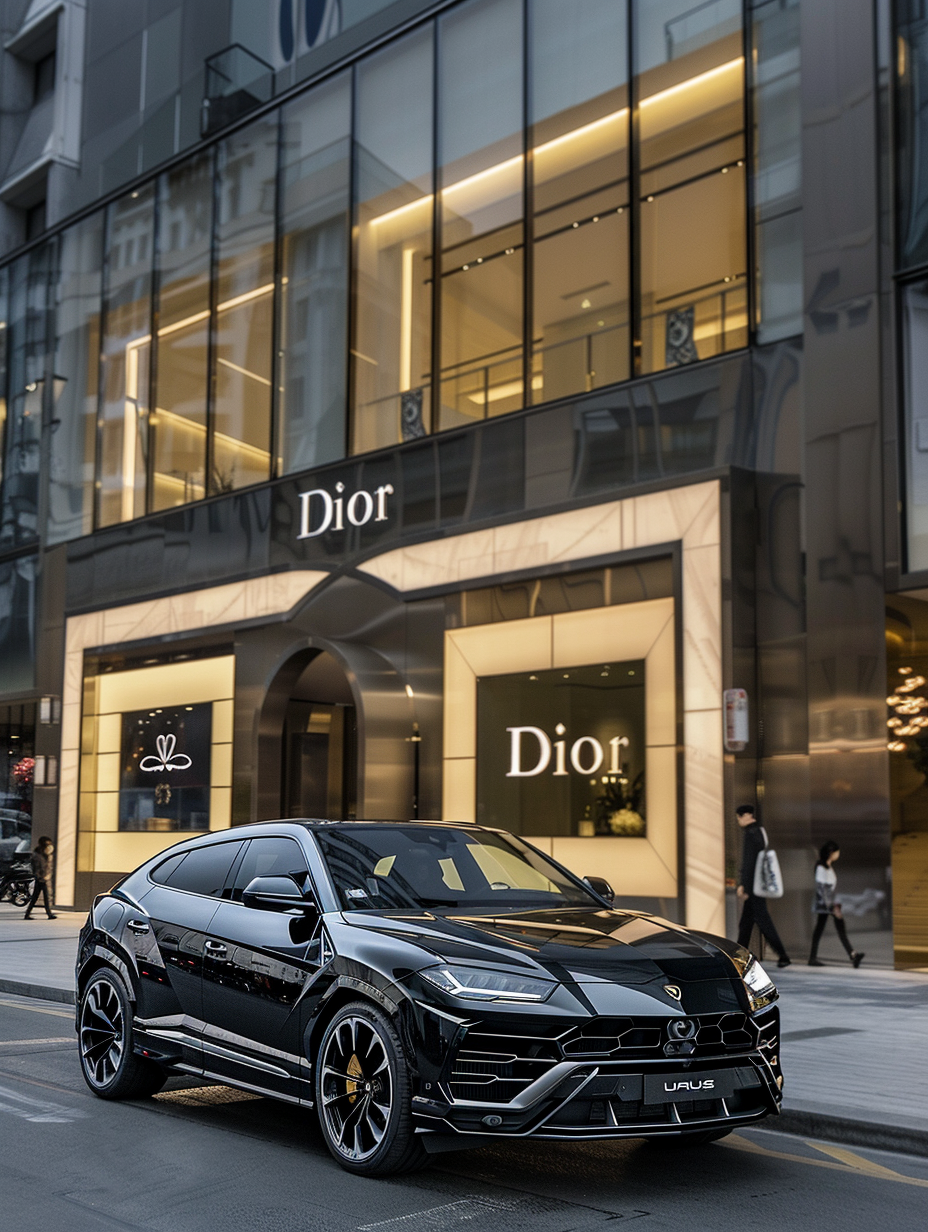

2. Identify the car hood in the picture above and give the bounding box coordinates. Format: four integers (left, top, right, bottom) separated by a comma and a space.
342, 906, 743, 989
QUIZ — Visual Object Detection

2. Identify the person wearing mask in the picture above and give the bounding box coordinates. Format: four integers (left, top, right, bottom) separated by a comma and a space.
808, 841, 864, 968
24, 836, 57, 920
735, 805, 791, 968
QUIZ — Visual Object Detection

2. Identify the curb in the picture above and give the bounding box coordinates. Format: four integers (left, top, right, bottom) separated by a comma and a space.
0, 977, 75, 1005
776, 1108, 928, 1159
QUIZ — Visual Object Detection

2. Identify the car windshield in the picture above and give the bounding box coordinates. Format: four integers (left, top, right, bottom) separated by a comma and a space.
314, 825, 600, 912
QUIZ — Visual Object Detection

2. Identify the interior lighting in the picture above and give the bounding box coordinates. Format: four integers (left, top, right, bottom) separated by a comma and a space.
370, 57, 742, 230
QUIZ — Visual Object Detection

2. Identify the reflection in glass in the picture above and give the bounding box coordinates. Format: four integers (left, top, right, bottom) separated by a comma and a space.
279, 73, 351, 474
99, 186, 154, 526
213, 116, 276, 493
153, 155, 212, 509
903, 281, 928, 571
1, 249, 51, 548
49, 214, 103, 544
529, 0, 629, 403
352, 29, 433, 454
636, 0, 746, 374
438, 0, 523, 427
898, 1, 928, 270
752, 0, 801, 342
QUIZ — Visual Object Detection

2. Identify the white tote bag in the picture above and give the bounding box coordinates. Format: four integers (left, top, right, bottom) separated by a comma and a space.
753, 827, 784, 898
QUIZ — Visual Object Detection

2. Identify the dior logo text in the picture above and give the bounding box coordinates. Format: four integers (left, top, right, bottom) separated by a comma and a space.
506, 725, 629, 778
664, 1080, 715, 1092
297, 483, 394, 539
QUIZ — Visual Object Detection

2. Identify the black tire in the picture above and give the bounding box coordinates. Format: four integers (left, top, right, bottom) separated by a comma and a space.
11, 887, 30, 907
314, 1000, 429, 1177
646, 1127, 733, 1148
78, 969, 166, 1100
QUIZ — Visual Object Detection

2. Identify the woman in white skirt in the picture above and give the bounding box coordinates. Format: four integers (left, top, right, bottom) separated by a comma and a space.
808, 841, 864, 968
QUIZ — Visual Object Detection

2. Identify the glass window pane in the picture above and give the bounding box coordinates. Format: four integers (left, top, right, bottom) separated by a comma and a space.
898, 2, 928, 269
213, 115, 277, 493
352, 28, 434, 454
0, 555, 37, 693
752, 0, 801, 342
903, 281, 928, 572
49, 214, 103, 544
636, 0, 746, 374
152, 154, 212, 510
529, 0, 629, 404
439, 0, 524, 428
1, 248, 52, 550
279, 72, 351, 475
99, 186, 154, 526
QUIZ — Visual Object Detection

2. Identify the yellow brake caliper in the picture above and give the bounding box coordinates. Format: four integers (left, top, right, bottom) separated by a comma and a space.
346, 1053, 363, 1103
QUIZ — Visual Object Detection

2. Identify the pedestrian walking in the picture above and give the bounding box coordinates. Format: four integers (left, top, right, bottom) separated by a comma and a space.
23, 837, 57, 920
735, 804, 791, 967
808, 841, 864, 968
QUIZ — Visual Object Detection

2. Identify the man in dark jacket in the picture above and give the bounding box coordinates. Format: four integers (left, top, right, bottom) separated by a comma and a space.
735, 805, 790, 967
24, 836, 56, 920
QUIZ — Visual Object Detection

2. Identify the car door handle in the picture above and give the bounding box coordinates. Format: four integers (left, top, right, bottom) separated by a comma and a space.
205, 940, 228, 958
127, 920, 150, 935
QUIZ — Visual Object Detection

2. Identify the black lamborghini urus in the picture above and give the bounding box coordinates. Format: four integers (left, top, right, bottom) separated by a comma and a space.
76, 820, 782, 1176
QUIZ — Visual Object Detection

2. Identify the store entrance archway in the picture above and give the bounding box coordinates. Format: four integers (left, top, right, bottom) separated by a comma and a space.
281, 652, 357, 820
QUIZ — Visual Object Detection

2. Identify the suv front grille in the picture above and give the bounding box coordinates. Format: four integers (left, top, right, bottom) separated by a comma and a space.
447, 1008, 779, 1105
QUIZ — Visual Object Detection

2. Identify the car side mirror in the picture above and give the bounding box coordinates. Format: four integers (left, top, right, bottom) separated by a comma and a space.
584, 875, 615, 904
242, 875, 316, 913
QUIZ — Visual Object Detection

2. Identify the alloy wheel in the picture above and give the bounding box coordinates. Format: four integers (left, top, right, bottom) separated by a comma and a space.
319, 1014, 394, 1162
80, 977, 126, 1088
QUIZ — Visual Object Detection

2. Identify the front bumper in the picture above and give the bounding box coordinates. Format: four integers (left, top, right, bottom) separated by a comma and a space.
411, 1002, 782, 1143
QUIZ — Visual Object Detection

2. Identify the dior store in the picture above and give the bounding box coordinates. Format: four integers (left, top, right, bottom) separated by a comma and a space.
46, 432, 740, 932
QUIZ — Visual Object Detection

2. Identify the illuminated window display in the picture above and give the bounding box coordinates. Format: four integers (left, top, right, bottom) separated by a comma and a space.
477, 663, 645, 837
119, 703, 212, 831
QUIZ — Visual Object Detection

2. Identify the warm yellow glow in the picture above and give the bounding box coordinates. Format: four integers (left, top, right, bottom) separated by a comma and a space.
369, 56, 743, 231
217, 356, 272, 387
467, 375, 543, 405
400, 246, 414, 391
158, 309, 209, 339
151, 405, 271, 466
217, 282, 275, 314
639, 56, 742, 108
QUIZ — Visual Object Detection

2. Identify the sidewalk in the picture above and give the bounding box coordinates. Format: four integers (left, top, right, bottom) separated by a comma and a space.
1, 905, 926, 1156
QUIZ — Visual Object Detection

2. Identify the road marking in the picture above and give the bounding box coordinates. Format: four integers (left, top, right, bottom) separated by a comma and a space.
0, 1037, 74, 1046
725, 1134, 928, 1189
807, 1142, 919, 1180
0, 1081, 87, 1123
0, 997, 73, 1020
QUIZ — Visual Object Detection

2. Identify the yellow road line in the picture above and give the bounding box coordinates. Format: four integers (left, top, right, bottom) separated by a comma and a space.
807, 1142, 918, 1180
0, 998, 73, 1020
725, 1134, 928, 1189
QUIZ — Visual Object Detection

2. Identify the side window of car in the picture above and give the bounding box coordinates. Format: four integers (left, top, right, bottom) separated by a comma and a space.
150, 852, 187, 885
228, 838, 309, 903
158, 842, 244, 898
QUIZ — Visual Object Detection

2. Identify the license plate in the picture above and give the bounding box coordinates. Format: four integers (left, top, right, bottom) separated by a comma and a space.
644, 1069, 738, 1103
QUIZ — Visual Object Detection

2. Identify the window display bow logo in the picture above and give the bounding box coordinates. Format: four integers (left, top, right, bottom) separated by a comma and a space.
139, 733, 192, 773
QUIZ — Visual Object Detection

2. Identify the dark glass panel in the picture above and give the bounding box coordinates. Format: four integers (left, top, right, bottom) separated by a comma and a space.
152, 154, 212, 510
529, 0, 629, 403
352, 28, 434, 454
213, 115, 277, 493
99, 185, 154, 526
438, 0, 524, 428
636, 0, 747, 373
279, 72, 351, 475
49, 215, 103, 544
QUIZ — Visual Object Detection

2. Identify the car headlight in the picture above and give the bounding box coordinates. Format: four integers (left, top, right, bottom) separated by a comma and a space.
420, 965, 556, 1002
741, 958, 776, 1008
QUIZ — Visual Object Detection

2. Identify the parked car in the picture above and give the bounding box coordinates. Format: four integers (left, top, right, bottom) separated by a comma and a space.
76, 820, 782, 1176
0, 809, 31, 868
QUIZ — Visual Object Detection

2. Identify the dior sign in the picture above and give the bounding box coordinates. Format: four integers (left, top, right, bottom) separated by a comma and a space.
297, 482, 394, 539
506, 724, 630, 778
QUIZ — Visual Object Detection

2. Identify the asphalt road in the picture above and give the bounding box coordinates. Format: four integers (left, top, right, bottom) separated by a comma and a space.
1, 994, 926, 1232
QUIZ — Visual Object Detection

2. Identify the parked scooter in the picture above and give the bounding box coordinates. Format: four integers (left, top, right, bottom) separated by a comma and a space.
0, 844, 34, 907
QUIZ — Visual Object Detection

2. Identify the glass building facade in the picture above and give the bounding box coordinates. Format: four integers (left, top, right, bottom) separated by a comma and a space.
1, 0, 921, 970
0, 0, 802, 542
